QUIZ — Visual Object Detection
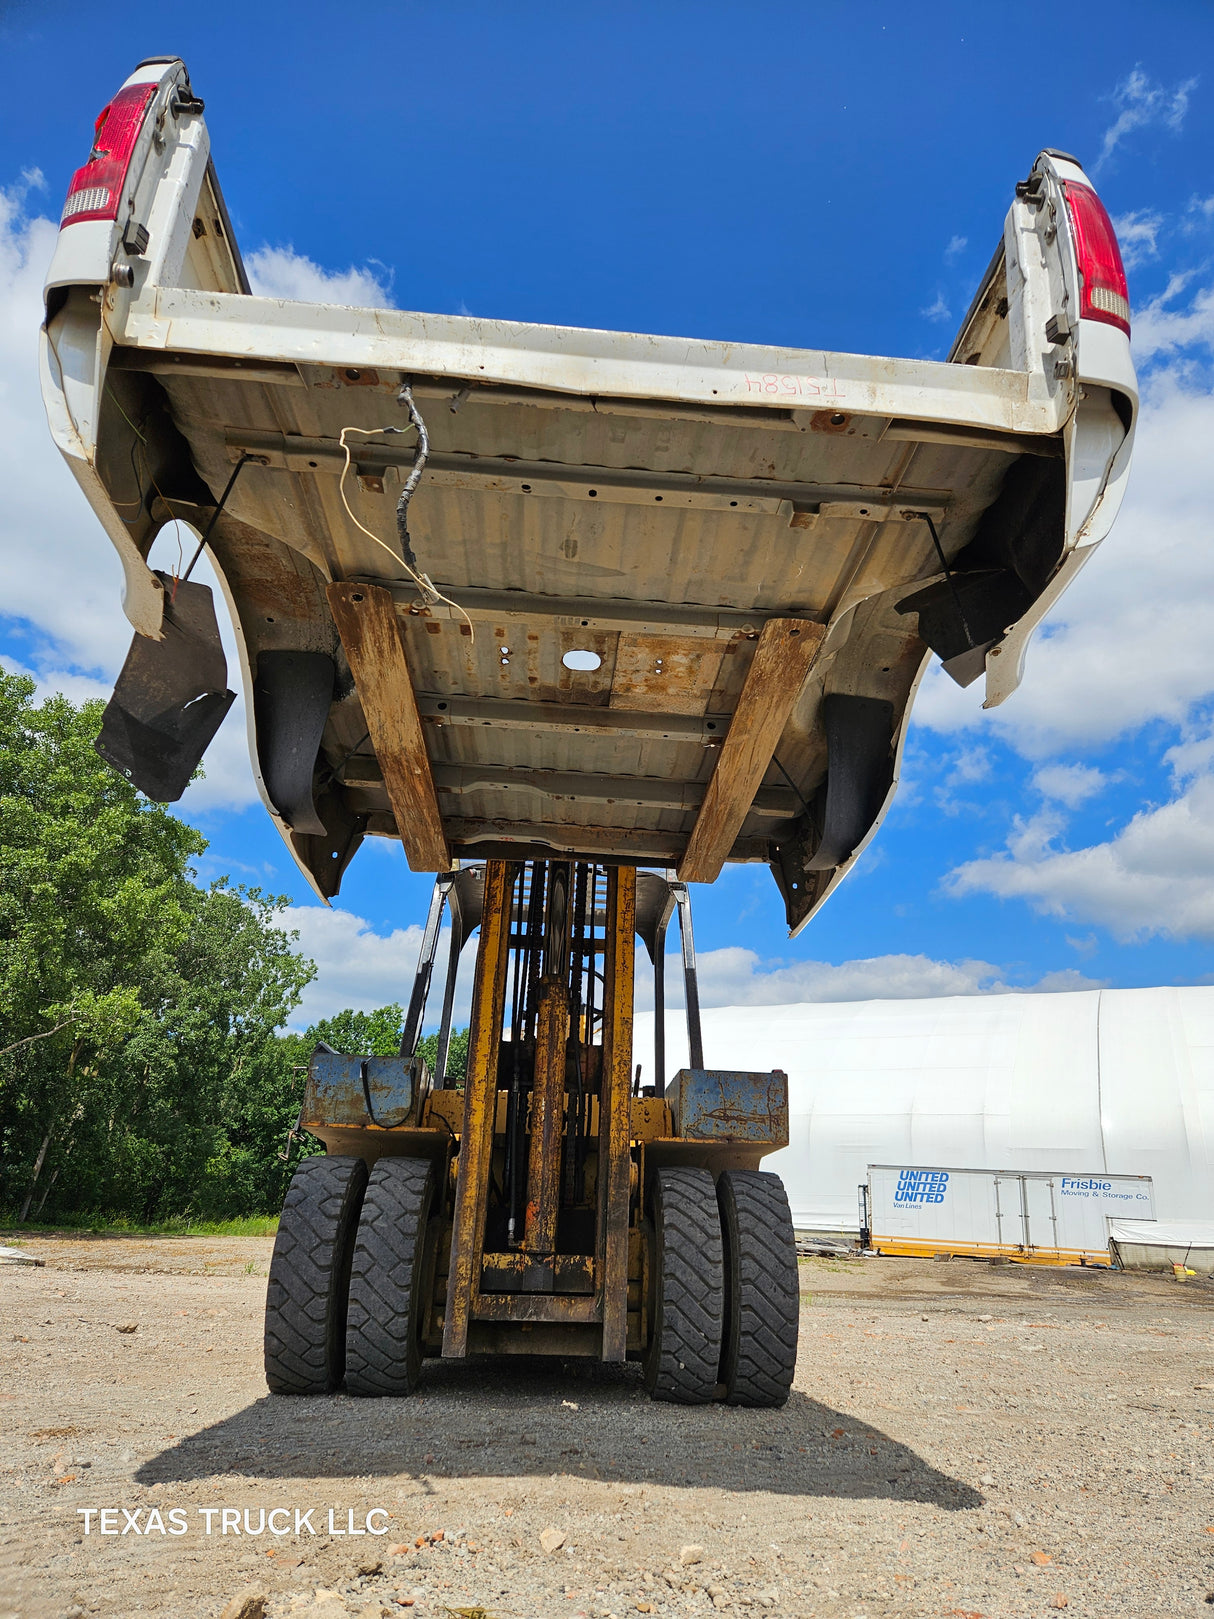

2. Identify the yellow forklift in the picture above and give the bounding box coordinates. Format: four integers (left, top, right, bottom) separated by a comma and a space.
265, 859, 799, 1405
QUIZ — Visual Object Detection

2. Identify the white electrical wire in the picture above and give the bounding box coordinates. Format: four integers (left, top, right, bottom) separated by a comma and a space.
337, 423, 474, 641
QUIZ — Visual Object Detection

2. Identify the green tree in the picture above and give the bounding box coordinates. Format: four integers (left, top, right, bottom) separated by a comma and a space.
0, 669, 314, 1222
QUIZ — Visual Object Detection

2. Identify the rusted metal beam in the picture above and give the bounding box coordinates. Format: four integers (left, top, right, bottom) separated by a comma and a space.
678, 618, 826, 885
522, 866, 572, 1258
598, 866, 635, 1364
442, 860, 513, 1359
342, 759, 798, 819
414, 693, 732, 743
326, 581, 449, 872
471, 1293, 601, 1325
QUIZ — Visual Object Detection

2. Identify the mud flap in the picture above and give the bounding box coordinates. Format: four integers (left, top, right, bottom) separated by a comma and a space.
95, 573, 235, 802
804, 693, 895, 871
252, 650, 335, 838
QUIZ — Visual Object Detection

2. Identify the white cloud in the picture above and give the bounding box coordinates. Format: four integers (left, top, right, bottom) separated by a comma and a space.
944, 235, 967, 262
1133, 278, 1214, 360
913, 369, 1214, 754
1033, 762, 1107, 808
245, 245, 393, 307
280, 905, 436, 1030
1096, 69, 1196, 170
920, 292, 951, 323
635, 944, 1099, 1010
1112, 207, 1163, 269
277, 904, 1106, 1037
947, 772, 1214, 941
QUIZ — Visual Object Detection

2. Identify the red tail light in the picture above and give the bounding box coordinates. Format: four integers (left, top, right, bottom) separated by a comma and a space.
60, 82, 157, 227
1063, 181, 1130, 336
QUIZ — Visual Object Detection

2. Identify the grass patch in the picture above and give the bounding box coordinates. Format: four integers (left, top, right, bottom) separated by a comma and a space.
0, 1213, 279, 1239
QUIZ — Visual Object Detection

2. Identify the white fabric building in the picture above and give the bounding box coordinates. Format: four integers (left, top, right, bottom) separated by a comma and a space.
636, 986, 1214, 1234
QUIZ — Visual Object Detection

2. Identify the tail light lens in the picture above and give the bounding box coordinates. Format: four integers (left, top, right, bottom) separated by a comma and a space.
1062, 181, 1130, 336
60, 82, 157, 227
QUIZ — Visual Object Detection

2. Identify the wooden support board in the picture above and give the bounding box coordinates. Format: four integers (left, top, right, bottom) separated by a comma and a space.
678, 617, 825, 885
326, 581, 449, 872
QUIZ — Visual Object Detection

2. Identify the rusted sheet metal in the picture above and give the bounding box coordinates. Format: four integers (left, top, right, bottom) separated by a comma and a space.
667, 1068, 790, 1149
442, 860, 513, 1359
471, 1292, 602, 1325
480, 1254, 595, 1295
598, 866, 636, 1364
303, 1050, 416, 1130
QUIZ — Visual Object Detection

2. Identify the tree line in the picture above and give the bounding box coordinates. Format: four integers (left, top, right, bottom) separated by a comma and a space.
0, 670, 464, 1227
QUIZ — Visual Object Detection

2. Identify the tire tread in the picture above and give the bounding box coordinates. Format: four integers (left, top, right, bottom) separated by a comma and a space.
718, 1169, 799, 1407
264, 1154, 367, 1395
644, 1167, 724, 1405
346, 1157, 435, 1397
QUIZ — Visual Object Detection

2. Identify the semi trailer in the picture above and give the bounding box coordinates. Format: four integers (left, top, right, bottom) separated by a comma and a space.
40, 57, 1137, 1405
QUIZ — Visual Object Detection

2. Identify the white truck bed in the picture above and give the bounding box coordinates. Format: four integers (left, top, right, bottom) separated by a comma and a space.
40, 58, 1137, 930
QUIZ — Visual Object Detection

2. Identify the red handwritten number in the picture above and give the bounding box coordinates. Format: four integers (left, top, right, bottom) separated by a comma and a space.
741, 373, 843, 398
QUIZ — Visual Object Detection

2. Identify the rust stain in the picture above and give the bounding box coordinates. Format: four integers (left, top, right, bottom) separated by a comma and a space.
610, 634, 723, 715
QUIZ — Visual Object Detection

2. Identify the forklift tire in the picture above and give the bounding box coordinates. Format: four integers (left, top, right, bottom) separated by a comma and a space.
345, 1156, 436, 1396
717, 1169, 799, 1407
264, 1154, 367, 1395
643, 1167, 724, 1405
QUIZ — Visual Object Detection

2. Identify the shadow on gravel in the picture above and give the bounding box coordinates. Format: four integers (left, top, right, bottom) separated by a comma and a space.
135, 1357, 981, 1509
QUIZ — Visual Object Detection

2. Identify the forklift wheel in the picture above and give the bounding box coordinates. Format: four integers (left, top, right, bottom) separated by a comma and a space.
717, 1169, 799, 1407
264, 1154, 367, 1395
346, 1156, 436, 1396
643, 1167, 724, 1404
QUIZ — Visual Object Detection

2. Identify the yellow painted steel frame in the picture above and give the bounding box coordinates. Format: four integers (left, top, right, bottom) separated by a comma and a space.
874, 1237, 1111, 1267
442, 859, 512, 1358
440, 860, 640, 1362
598, 867, 635, 1363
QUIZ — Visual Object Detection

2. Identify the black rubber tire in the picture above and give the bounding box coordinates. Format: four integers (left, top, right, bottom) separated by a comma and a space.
264, 1154, 367, 1395
643, 1167, 724, 1405
345, 1156, 436, 1396
717, 1169, 800, 1408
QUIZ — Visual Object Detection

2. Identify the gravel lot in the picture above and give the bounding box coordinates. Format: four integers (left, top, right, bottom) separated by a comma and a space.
2, 1231, 1213, 1619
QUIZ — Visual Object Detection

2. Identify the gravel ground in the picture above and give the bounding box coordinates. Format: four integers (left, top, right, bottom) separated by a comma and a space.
2, 1231, 1213, 1619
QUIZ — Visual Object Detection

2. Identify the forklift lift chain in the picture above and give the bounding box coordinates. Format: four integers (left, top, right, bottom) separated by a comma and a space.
264, 1154, 367, 1395
345, 1156, 437, 1397
643, 1167, 725, 1405
717, 1169, 800, 1407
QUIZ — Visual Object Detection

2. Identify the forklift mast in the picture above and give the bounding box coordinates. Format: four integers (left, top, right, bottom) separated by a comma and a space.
265, 859, 801, 1405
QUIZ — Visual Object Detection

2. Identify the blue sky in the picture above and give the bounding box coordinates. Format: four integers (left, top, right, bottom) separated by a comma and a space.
2, 2, 1213, 1027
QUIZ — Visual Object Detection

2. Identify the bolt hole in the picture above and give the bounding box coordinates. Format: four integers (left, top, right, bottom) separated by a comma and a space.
521, 484, 531, 493
265, 615, 275, 623
499, 645, 510, 655
654, 495, 663, 502
830, 413, 846, 425
345, 368, 361, 381
437, 701, 447, 710
587, 489, 598, 498
351, 592, 364, 602
730, 500, 738, 507
562, 649, 602, 672
706, 722, 716, 730
308, 460, 318, 468
500, 658, 509, 666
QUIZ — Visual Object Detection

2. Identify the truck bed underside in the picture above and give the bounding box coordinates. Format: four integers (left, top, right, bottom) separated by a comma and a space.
98, 332, 1062, 928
